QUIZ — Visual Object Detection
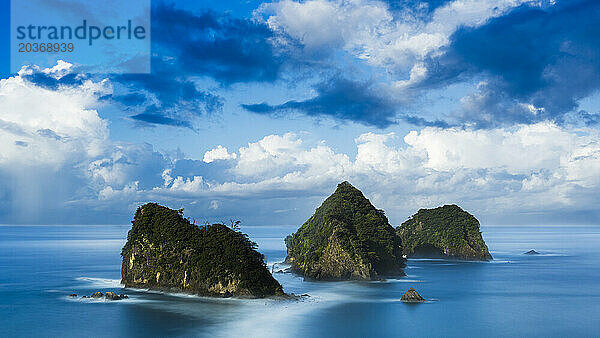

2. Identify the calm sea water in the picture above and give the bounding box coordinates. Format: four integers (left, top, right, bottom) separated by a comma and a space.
1, 225, 599, 337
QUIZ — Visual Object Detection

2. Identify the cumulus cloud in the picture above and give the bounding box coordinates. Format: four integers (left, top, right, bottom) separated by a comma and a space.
98, 122, 600, 225
0, 63, 169, 224
0, 67, 109, 168
203, 145, 238, 163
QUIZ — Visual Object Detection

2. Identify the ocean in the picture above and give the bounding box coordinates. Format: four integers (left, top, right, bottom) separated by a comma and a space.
1, 225, 599, 337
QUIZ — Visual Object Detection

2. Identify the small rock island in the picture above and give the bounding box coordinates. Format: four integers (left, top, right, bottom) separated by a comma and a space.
401, 288, 425, 302
121, 203, 284, 298
396, 204, 492, 261
284, 182, 406, 280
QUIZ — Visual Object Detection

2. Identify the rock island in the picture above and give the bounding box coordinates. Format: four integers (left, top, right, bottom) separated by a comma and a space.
285, 182, 406, 280
121, 203, 284, 298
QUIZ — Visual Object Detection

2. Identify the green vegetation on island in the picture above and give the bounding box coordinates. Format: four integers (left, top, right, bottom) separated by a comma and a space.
121, 203, 284, 298
396, 204, 492, 261
285, 181, 406, 280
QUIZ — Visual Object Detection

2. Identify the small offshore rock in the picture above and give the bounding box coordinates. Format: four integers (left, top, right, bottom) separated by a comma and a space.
104, 292, 121, 300
68, 294, 77, 297
91, 292, 104, 298
524, 250, 540, 255
401, 288, 425, 302
119, 294, 129, 299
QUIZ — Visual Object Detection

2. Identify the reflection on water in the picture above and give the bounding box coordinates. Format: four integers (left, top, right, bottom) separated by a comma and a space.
1, 225, 599, 337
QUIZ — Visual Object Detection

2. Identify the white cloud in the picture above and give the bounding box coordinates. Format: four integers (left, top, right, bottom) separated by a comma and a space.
0, 64, 110, 168
260, 0, 536, 88
0, 63, 167, 223
203, 145, 238, 163
151, 123, 600, 224
233, 132, 352, 179
403, 121, 577, 172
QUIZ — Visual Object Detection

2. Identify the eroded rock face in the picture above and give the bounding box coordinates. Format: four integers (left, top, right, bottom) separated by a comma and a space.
401, 288, 425, 302
285, 182, 406, 280
121, 203, 284, 298
397, 205, 492, 261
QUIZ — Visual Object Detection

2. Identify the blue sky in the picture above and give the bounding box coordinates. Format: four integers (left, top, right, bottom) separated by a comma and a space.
1, 0, 599, 226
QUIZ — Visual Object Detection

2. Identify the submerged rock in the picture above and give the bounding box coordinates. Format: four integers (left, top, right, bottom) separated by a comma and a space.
524, 250, 540, 255
285, 182, 405, 280
401, 288, 425, 302
121, 203, 283, 298
397, 205, 492, 261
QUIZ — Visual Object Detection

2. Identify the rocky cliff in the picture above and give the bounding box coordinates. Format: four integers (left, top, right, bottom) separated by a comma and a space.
285, 182, 405, 280
396, 204, 492, 261
121, 203, 284, 298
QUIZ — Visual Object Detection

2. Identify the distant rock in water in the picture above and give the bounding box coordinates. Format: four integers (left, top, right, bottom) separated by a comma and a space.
121, 203, 284, 298
396, 205, 492, 261
90, 292, 103, 298
401, 288, 425, 302
285, 181, 406, 280
524, 250, 540, 255
104, 292, 127, 300
82, 291, 128, 300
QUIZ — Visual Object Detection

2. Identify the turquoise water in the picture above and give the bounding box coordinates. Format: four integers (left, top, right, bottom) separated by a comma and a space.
1, 225, 599, 337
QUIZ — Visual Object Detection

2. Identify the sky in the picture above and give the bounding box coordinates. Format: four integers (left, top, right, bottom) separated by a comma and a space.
0, 0, 599, 226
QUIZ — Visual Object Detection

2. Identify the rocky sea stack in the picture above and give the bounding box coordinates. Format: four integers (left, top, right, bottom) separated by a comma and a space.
401, 288, 425, 302
121, 203, 284, 298
396, 205, 492, 261
285, 182, 406, 280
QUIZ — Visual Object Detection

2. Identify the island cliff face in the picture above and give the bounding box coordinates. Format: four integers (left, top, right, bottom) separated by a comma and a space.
121, 203, 283, 298
285, 182, 406, 280
396, 204, 492, 261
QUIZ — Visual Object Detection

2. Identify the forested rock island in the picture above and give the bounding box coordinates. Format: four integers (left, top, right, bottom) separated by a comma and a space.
284, 182, 406, 280
396, 204, 492, 261
121, 203, 284, 298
